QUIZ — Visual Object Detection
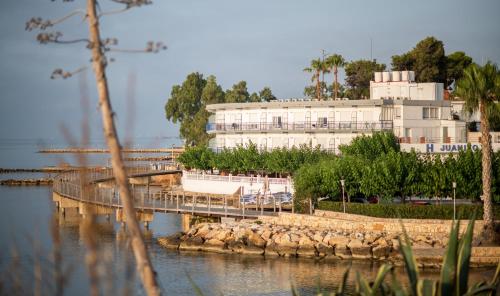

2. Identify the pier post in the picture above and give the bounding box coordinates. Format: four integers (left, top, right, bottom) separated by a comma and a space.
181, 214, 191, 231
176, 194, 179, 212
224, 196, 227, 217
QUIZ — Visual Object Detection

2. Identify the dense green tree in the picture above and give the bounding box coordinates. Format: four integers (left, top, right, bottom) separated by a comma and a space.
325, 54, 346, 100
249, 92, 260, 102
391, 52, 414, 71
339, 132, 399, 161
304, 58, 328, 100
455, 62, 500, 239
165, 73, 227, 146
391, 36, 446, 83
446, 51, 473, 89
165, 72, 208, 145
258, 87, 276, 102
225, 81, 250, 103
344, 59, 386, 100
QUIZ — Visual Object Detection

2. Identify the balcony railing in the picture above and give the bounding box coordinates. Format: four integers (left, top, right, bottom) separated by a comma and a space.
207, 120, 393, 133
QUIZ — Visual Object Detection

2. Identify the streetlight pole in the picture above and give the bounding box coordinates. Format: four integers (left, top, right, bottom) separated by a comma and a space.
452, 181, 457, 220
340, 179, 345, 213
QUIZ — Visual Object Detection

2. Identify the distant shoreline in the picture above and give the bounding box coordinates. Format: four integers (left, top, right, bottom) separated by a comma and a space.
38, 147, 184, 154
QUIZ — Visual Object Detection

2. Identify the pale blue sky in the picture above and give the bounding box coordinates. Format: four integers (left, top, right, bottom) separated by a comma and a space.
0, 0, 499, 146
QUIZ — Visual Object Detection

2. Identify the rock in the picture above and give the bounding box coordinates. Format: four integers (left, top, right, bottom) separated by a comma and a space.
203, 238, 229, 253
372, 238, 391, 259
261, 229, 272, 241
348, 239, 372, 259
334, 245, 352, 259
322, 233, 332, 244
215, 229, 231, 242
315, 242, 334, 257
179, 236, 204, 251
248, 231, 267, 248
297, 236, 317, 258
230, 241, 264, 256
157, 232, 183, 249
328, 236, 350, 247
195, 224, 211, 238
313, 232, 324, 242
391, 239, 400, 251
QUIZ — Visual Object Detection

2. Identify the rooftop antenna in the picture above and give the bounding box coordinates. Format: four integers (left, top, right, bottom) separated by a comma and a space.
370, 37, 373, 61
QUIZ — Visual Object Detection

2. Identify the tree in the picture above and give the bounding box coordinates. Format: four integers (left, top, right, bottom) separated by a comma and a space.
345, 59, 386, 100
446, 51, 473, 89
455, 62, 500, 241
225, 81, 250, 103
165, 73, 227, 146
325, 54, 346, 100
391, 36, 446, 83
304, 58, 328, 100
259, 87, 276, 102
28, 1, 162, 294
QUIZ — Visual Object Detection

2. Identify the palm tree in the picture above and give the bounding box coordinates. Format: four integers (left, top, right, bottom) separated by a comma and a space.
455, 62, 500, 241
325, 54, 346, 100
304, 59, 327, 100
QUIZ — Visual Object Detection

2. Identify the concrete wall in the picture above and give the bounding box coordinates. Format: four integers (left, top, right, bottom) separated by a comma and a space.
181, 171, 294, 195
258, 210, 486, 238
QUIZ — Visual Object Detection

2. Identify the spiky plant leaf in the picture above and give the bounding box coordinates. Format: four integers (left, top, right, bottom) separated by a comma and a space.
371, 264, 393, 294
439, 220, 459, 296
398, 222, 419, 296
356, 271, 372, 295
336, 267, 350, 296
457, 216, 475, 295
417, 279, 437, 296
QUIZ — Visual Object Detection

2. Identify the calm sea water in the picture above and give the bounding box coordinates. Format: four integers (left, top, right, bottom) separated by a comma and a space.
0, 139, 495, 295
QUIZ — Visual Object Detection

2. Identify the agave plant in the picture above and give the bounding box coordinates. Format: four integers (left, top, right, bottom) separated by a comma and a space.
342, 217, 499, 296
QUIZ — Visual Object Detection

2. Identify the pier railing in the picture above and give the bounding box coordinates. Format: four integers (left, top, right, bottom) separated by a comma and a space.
53, 168, 280, 218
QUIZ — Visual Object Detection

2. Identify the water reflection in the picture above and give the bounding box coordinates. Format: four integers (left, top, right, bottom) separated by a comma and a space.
0, 186, 496, 296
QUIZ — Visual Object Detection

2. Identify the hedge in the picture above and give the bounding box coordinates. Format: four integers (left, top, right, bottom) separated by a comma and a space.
317, 201, 500, 220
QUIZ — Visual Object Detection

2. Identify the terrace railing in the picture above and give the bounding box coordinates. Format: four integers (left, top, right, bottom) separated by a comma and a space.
206, 120, 393, 133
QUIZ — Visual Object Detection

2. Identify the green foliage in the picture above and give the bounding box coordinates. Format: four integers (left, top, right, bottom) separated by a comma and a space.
304, 58, 329, 99
339, 132, 399, 160
317, 201, 500, 220
178, 143, 333, 176
446, 51, 473, 88
165, 73, 277, 145
344, 59, 386, 100
258, 87, 276, 102
391, 36, 447, 84
225, 81, 250, 103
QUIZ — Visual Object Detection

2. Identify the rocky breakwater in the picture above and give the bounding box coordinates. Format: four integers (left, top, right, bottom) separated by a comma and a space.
157, 221, 449, 265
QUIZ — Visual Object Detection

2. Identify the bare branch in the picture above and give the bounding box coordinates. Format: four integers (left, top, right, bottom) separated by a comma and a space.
36, 32, 91, 47
25, 10, 86, 31
51, 67, 87, 79
106, 41, 167, 53
109, 0, 152, 9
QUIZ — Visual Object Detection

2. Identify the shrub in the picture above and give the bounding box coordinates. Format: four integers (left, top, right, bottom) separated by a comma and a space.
317, 201, 500, 220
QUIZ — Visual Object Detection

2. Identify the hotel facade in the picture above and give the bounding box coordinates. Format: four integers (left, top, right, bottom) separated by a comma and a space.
206, 71, 499, 154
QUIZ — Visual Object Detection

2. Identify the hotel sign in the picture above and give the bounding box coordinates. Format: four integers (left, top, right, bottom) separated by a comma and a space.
425, 143, 480, 153
400, 143, 488, 154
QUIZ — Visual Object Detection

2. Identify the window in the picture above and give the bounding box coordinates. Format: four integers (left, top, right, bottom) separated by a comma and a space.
317, 117, 328, 128
272, 116, 282, 128
394, 107, 401, 119
423, 107, 438, 119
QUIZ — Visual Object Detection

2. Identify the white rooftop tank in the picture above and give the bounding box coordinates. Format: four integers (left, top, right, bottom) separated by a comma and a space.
409, 71, 415, 82
401, 71, 409, 81
374, 72, 382, 82
392, 71, 401, 82
382, 71, 391, 82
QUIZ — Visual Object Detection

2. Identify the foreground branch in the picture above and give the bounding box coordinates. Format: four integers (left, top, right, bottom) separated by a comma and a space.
86, 0, 160, 295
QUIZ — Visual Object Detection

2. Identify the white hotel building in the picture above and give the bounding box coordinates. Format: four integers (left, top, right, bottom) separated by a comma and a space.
205, 71, 480, 154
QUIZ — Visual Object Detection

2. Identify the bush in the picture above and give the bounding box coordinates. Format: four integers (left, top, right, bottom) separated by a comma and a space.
317, 201, 500, 220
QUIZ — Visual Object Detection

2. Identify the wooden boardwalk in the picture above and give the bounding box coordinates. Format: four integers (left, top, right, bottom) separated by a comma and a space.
53, 168, 280, 219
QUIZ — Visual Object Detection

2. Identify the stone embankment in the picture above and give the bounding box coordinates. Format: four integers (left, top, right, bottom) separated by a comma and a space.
158, 220, 500, 267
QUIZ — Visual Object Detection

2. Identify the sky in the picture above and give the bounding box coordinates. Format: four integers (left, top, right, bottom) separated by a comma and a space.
0, 0, 499, 146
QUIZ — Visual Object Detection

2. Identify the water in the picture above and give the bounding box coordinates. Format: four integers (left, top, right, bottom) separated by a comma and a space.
0, 139, 496, 295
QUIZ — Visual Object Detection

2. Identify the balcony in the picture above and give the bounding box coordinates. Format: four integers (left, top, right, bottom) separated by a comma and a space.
206, 121, 393, 134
